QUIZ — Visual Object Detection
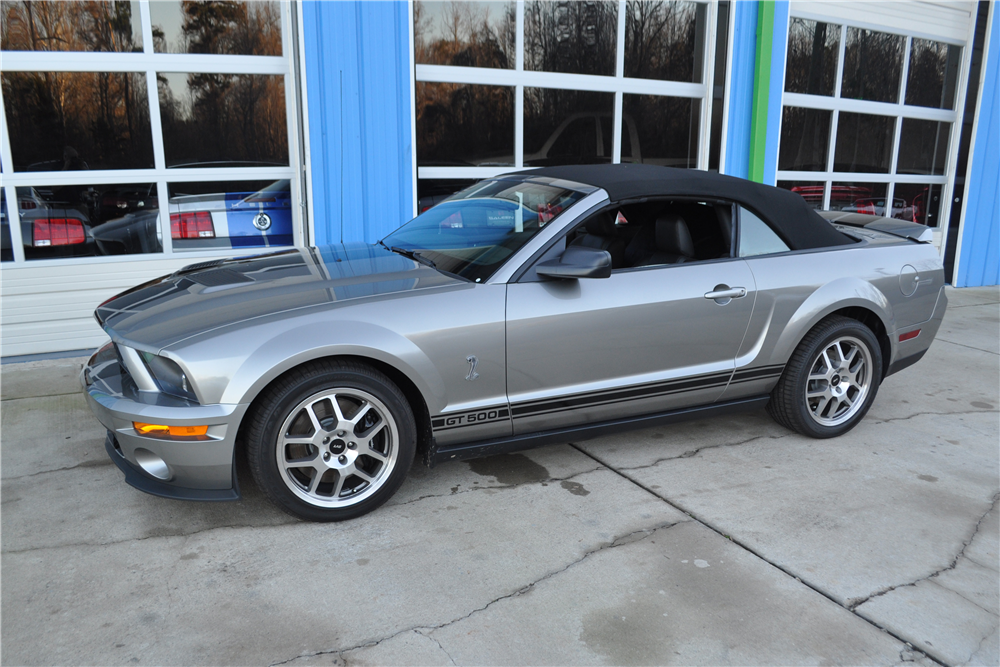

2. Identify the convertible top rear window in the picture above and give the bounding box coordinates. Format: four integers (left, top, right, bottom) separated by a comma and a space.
382, 179, 585, 283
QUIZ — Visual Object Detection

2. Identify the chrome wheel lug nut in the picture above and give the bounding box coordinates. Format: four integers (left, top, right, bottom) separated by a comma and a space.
323, 452, 330, 461
323, 437, 330, 444
348, 442, 357, 450
337, 430, 345, 437
338, 454, 348, 464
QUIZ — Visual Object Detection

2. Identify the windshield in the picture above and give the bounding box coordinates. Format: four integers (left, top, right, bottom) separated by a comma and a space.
382, 179, 585, 283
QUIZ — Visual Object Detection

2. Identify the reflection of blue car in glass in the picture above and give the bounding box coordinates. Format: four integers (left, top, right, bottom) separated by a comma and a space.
93, 180, 293, 255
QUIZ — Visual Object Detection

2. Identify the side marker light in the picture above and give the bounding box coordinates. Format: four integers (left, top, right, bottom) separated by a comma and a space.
899, 329, 921, 342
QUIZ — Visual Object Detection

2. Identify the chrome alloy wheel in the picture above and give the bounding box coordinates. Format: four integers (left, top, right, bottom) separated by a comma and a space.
805, 335, 873, 427
276, 388, 399, 508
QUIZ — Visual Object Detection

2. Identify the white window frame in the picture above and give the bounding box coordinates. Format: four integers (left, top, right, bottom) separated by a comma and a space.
412, 0, 722, 184
0, 0, 305, 268
776, 12, 978, 251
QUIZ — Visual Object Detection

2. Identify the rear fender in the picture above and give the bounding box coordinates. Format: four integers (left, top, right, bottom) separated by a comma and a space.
766, 277, 895, 367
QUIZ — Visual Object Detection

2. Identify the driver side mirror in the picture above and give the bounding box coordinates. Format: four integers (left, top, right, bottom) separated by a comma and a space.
535, 245, 612, 280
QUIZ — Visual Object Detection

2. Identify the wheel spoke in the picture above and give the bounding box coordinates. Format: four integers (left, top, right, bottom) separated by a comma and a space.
328, 394, 347, 422
821, 350, 833, 374
807, 387, 828, 398
348, 401, 372, 426
353, 468, 374, 483
304, 402, 325, 435
332, 473, 346, 498
813, 396, 830, 417
284, 451, 319, 468
308, 469, 325, 494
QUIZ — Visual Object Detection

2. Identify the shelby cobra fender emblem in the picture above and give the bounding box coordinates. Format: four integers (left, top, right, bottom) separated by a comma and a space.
252, 213, 272, 231
465, 355, 480, 381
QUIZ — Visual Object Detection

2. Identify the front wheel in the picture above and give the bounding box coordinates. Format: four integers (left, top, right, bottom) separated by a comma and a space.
246, 360, 416, 521
767, 316, 883, 438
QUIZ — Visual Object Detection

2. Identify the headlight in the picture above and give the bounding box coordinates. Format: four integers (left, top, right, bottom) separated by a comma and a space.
139, 351, 197, 402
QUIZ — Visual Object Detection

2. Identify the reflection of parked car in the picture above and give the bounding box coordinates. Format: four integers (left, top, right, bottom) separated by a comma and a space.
97, 184, 158, 224
844, 198, 915, 221
1, 187, 96, 259
91, 180, 293, 254
83, 164, 946, 523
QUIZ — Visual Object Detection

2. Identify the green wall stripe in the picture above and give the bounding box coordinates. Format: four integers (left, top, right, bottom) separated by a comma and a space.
749, 1, 775, 183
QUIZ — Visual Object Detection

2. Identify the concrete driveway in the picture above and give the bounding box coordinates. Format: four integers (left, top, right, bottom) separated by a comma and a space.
2, 286, 997, 666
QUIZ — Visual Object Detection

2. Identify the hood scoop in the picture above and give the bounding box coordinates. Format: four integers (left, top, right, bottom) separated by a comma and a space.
181, 268, 255, 290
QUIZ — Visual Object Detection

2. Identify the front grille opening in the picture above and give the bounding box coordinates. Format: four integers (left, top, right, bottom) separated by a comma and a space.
109, 433, 125, 458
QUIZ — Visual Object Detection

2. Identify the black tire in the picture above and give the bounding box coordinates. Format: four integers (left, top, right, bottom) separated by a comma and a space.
246, 359, 416, 522
767, 316, 883, 438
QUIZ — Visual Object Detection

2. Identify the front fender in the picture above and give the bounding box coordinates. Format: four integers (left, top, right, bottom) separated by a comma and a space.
222, 320, 446, 409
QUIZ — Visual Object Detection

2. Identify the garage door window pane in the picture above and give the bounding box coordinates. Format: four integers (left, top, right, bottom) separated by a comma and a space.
778, 181, 825, 209
12, 181, 160, 260
524, 0, 617, 76
622, 94, 699, 168
624, 1, 704, 83
905, 39, 960, 110
416, 83, 514, 166
841, 27, 904, 103
779, 107, 831, 171
897, 119, 949, 175
524, 88, 614, 166
834, 112, 894, 173
167, 180, 293, 251
158, 73, 288, 168
784, 18, 840, 96
2, 71, 154, 171
894, 183, 943, 227
149, 0, 281, 55
414, 1, 515, 68
829, 182, 888, 213
1, 1, 142, 52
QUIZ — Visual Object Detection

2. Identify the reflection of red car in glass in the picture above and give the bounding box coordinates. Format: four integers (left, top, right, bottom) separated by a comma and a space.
846, 198, 915, 221
790, 185, 876, 211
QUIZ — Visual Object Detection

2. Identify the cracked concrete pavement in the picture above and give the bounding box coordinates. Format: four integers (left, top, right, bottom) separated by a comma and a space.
2, 286, 997, 666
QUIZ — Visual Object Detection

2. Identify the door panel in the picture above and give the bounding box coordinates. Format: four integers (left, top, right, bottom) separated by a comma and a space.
505, 261, 756, 434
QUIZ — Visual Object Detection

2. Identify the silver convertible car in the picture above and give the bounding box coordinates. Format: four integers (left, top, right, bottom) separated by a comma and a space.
82, 165, 947, 521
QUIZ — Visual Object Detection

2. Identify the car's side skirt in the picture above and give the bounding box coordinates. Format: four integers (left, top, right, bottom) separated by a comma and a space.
427, 395, 771, 466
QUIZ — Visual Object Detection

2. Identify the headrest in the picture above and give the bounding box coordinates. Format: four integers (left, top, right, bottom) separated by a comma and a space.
585, 211, 617, 236
655, 214, 695, 258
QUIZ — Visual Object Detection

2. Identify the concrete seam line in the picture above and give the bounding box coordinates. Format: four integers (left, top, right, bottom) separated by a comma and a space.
934, 338, 1000, 356
567, 443, 948, 667
0, 391, 83, 402
266, 519, 692, 667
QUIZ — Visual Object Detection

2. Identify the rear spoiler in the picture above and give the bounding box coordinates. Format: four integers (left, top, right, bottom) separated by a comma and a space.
818, 211, 934, 243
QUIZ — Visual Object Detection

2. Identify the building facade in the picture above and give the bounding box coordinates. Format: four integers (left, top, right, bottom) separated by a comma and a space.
1, 0, 997, 357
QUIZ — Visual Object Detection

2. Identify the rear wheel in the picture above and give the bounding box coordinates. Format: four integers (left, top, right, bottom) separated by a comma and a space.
767, 316, 883, 438
246, 360, 415, 521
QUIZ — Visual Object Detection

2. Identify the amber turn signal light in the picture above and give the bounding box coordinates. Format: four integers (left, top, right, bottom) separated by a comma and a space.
133, 422, 209, 437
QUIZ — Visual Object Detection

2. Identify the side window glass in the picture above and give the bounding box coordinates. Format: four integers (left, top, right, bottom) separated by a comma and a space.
738, 207, 790, 257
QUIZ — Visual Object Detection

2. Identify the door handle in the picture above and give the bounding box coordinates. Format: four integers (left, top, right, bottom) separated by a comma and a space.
704, 286, 747, 301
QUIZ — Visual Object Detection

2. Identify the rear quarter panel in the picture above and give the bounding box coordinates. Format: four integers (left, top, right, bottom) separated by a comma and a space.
722, 238, 944, 401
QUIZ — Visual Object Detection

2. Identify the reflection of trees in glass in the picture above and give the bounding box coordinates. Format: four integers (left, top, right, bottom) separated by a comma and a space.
414, 1, 514, 68
624, 94, 698, 167
784, 18, 839, 96
834, 112, 894, 173
779, 107, 830, 171
525, 0, 617, 76
523, 89, 613, 164
2, 71, 152, 170
416, 83, 513, 165
1, 0, 141, 52
159, 73, 288, 166
624, 1, 700, 82
906, 39, 959, 109
151, 0, 280, 55
841, 28, 904, 103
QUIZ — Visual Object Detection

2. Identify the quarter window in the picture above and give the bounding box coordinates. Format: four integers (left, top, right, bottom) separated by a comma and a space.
738, 208, 789, 257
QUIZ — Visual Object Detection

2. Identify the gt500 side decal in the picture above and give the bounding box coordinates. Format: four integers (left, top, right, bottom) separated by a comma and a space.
432, 407, 510, 432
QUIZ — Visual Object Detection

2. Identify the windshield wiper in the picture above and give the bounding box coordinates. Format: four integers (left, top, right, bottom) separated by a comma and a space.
390, 245, 437, 269
385, 245, 472, 283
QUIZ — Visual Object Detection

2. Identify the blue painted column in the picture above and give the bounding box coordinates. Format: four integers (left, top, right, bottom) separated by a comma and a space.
956, 7, 1000, 288
724, 0, 788, 185
302, 1, 414, 246
724, 1, 758, 180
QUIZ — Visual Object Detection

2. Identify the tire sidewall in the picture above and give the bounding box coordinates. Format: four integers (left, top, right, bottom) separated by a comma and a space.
251, 366, 416, 522
788, 320, 883, 438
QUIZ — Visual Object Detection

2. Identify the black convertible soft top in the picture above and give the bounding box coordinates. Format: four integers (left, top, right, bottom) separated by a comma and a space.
503, 163, 852, 251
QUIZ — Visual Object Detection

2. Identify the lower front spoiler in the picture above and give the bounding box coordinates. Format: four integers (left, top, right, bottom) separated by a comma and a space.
105, 431, 239, 502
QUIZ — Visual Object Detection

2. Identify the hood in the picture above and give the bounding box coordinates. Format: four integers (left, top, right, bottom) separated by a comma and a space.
97, 243, 465, 350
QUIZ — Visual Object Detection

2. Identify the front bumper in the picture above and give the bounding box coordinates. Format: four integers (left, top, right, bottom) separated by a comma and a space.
82, 343, 248, 501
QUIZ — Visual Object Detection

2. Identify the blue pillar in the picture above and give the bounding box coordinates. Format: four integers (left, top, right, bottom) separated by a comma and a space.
956, 7, 1000, 288
302, 1, 414, 246
724, 1, 758, 180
